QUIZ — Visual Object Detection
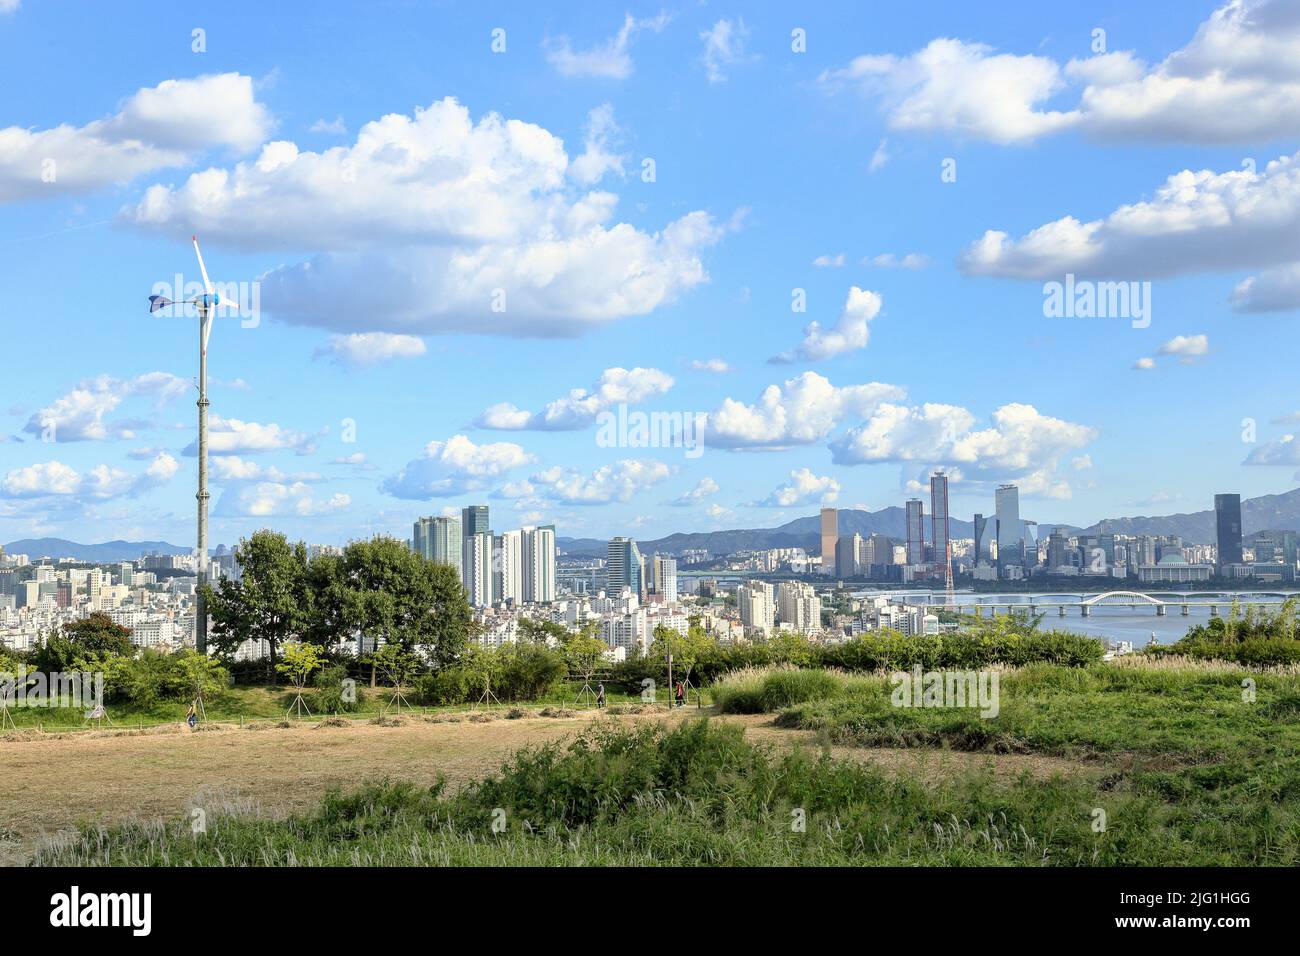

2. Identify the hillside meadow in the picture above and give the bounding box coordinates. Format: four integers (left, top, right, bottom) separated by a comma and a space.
29, 658, 1300, 867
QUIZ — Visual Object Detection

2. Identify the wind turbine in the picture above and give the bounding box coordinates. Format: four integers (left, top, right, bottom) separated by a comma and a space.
148, 236, 233, 653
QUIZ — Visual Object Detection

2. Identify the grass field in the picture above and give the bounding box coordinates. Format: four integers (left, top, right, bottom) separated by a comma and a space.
14, 658, 1300, 867
0, 679, 678, 732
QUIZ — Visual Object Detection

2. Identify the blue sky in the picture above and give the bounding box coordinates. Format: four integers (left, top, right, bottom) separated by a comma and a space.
3, 0, 1300, 549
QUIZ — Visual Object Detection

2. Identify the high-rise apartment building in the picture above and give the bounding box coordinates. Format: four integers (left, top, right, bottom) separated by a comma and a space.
836, 533, 861, 578
995, 484, 1021, 571
973, 513, 992, 564
413, 517, 433, 559
1215, 493, 1243, 572
905, 499, 925, 566
737, 581, 775, 635
414, 515, 463, 576
430, 516, 463, 576
522, 525, 556, 603
1131, 535, 1157, 570
819, 508, 838, 575
461, 505, 490, 538
607, 537, 643, 598
1022, 520, 1040, 570
462, 531, 495, 607
1047, 527, 1072, 570
649, 555, 678, 601
930, 471, 950, 574
777, 581, 821, 635
494, 530, 523, 604
863, 533, 895, 572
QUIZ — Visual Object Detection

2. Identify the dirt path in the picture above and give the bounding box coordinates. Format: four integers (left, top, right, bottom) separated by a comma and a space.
0, 709, 1092, 866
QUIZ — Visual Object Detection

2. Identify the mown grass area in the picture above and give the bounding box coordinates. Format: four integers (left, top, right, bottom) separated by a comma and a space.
1, 681, 680, 732
26, 659, 1300, 866
34, 713, 1300, 866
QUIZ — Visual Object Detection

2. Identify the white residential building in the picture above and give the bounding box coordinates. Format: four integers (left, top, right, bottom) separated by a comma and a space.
462, 531, 495, 608
495, 530, 524, 604
522, 525, 556, 603
737, 581, 775, 636
777, 581, 822, 635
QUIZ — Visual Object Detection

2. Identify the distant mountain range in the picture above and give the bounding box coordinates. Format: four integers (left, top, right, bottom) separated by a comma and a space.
1070, 488, 1300, 543
558, 488, 1300, 557
1, 538, 192, 563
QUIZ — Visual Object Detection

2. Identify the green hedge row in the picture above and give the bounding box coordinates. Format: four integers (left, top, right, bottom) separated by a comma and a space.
607, 629, 1103, 692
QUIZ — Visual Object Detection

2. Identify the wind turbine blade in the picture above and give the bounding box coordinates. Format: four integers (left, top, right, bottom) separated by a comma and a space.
192, 235, 214, 296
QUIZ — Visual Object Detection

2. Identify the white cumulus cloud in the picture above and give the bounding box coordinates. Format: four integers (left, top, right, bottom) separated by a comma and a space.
183, 416, 316, 456
529, 458, 672, 504
1, 73, 271, 203
700, 18, 755, 83
671, 476, 719, 505
959, 152, 1300, 308
771, 287, 884, 363
314, 332, 427, 367
475, 367, 673, 431
754, 468, 841, 507
819, 1, 1300, 146
24, 372, 188, 442
706, 371, 906, 450
545, 13, 670, 80
1157, 334, 1210, 362
215, 483, 350, 517
830, 402, 1096, 498
382, 434, 535, 499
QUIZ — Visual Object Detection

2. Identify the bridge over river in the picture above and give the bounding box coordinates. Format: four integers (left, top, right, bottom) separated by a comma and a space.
883, 590, 1300, 618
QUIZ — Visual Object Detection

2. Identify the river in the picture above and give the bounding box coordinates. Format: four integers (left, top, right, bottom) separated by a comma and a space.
856, 590, 1300, 646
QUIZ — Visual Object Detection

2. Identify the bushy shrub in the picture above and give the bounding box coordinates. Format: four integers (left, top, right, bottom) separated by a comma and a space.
415, 668, 475, 706
1153, 600, 1300, 666
313, 664, 364, 713
1162, 636, 1300, 667
711, 666, 874, 713
497, 644, 567, 701
759, 668, 844, 710
95, 649, 230, 707
1235, 638, 1300, 666
610, 623, 1104, 694
708, 667, 770, 714
416, 644, 568, 706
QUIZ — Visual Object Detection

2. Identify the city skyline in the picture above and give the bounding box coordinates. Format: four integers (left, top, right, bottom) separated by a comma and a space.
4, 479, 1298, 556
6, 0, 1300, 550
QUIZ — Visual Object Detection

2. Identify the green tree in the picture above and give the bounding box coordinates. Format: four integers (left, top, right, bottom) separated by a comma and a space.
204, 531, 310, 668
560, 622, 608, 678
32, 612, 134, 672
649, 623, 717, 683
95, 649, 230, 707
333, 537, 471, 668
299, 551, 350, 647
763, 631, 818, 667
276, 641, 324, 688
518, 617, 571, 646
368, 643, 420, 687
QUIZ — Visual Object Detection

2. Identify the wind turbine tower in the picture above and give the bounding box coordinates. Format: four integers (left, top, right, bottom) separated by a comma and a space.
149, 237, 230, 653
